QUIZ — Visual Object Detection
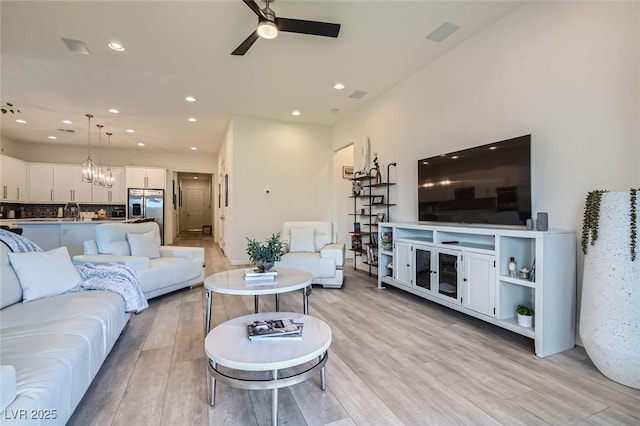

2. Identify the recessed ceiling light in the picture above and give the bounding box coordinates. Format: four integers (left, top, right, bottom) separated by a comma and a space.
108, 41, 125, 52
48, 136, 57, 140
193, 176, 198, 179
451, 156, 459, 159
190, 146, 198, 151
15, 119, 26, 124
108, 108, 119, 114
185, 96, 196, 102
137, 142, 145, 147
334, 83, 345, 90
291, 110, 301, 116
188, 117, 197, 122
489, 146, 497, 150
126, 129, 135, 133
62, 120, 72, 124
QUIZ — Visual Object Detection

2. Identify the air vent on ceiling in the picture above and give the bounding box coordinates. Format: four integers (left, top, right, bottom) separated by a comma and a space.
349, 90, 368, 99
57, 128, 75, 133
61, 37, 90, 55
426, 22, 460, 42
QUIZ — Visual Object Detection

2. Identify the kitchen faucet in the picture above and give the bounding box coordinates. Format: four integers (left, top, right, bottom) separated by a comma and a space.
64, 201, 80, 220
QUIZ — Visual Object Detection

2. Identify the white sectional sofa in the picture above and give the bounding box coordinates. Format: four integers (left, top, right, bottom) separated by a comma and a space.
72, 222, 205, 299
0, 241, 130, 426
275, 221, 345, 288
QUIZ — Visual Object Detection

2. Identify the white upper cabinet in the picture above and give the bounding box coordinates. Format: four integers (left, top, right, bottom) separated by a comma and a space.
126, 167, 166, 189
1, 155, 28, 202
28, 163, 55, 202
92, 167, 126, 203
53, 165, 93, 203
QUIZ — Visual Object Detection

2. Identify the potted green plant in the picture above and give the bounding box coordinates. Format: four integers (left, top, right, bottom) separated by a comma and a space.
246, 233, 286, 273
516, 304, 534, 328
580, 188, 640, 389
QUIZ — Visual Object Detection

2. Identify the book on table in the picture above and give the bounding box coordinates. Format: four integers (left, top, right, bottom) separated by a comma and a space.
247, 318, 304, 341
244, 267, 277, 281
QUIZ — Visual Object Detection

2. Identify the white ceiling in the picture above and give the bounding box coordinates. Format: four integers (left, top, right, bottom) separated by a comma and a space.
0, 1, 521, 155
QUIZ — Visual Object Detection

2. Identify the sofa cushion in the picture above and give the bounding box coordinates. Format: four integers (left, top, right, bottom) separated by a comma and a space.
136, 257, 203, 295
282, 221, 333, 252
289, 227, 316, 253
0, 243, 22, 308
278, 252, 335, 278
127, 231, 160, 258
95, 222, 161, 256
0, 365, 16, 412
8, 247, 82, 303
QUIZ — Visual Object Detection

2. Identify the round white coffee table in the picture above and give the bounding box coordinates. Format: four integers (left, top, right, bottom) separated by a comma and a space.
205, 312, 331, 425
204, 267, 313, 334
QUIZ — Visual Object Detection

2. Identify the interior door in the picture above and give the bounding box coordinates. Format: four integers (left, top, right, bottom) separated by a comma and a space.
186, 189, 205, 231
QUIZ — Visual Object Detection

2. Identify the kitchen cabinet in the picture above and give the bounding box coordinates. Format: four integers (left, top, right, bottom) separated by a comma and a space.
378, 222, 576, 357
53, 165, 92, 203
92, 167, 126, 203
1, 155, 28, 202
28, 163, 55, 202
126, 167, 166, 189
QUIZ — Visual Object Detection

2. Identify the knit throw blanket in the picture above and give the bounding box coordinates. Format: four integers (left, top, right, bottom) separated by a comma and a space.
0, 229, 148, 313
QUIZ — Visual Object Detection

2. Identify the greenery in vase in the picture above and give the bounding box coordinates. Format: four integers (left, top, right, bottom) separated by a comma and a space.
246, 233, 286, 271
631, 188, 638, 261
516, 304, 534, 316
1, 102, 20, 115
581, 190, 608, 255
581, 188, 638, 262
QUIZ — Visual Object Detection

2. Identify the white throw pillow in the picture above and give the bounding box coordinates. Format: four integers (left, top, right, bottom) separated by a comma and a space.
127, 231, 161, 259
289, 228, 316, 252
8, 247, 82, 303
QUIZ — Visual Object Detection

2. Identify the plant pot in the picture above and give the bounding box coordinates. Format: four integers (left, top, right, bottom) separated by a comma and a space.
517, 313, 533, 328
254, 260, 274, 273
580, 191, 640, 389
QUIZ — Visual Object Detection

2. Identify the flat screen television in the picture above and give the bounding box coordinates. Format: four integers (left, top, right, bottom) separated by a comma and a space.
418, 135, 531, 226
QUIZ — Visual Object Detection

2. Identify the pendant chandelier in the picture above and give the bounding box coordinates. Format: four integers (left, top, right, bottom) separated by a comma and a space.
81, 114, 95, 183
93, 124, 105, 187
104, 132, 114, 188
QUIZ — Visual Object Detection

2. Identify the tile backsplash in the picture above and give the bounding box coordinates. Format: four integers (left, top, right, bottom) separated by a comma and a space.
0, 203, 126, 219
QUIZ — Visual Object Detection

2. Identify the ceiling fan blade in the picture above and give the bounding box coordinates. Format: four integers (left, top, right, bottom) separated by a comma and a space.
242, 0, 266, 20
276, 18, 340, 38
232, 31, 260, 56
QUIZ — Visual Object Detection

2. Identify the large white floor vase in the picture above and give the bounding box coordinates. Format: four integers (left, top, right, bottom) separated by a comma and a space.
580, 191, 640, 389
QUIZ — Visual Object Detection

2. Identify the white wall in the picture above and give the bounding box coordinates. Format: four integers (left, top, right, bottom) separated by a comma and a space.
333, 144, 354, 258
227, 115, 332, 265
333, 1, 639, 336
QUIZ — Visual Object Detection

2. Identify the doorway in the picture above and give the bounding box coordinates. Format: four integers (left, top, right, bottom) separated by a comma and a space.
176, 172, 214, 238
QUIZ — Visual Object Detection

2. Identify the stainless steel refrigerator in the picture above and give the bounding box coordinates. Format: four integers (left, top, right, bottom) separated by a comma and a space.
128, 188, 165, 243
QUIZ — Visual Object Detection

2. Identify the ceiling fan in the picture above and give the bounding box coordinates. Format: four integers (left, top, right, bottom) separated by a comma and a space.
232, 0, 341, 56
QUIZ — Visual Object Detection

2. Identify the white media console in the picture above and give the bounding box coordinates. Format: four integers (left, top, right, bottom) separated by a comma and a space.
377, 222, 576, 357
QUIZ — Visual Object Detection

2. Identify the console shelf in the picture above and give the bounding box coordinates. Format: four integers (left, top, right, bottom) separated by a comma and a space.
377, 222, 576, 357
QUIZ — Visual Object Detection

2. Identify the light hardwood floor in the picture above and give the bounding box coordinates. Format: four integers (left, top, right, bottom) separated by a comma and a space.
69, 234, 640, 425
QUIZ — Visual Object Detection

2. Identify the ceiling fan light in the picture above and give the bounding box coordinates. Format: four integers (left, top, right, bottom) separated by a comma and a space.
257, 21, 278, 39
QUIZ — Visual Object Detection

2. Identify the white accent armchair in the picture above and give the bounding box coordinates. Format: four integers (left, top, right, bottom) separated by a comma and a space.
275, 221, 345, 288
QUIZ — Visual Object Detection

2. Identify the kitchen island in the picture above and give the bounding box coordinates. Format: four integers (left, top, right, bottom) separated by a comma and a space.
5, 219, 125, 256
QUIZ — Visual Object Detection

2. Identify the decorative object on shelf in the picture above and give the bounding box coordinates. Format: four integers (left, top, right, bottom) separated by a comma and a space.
580, 189, 640, 389
373, 152, 382, 184
536, 212, 548, 231
81, 113, 96, 183
381, 232, 392, 250
371, 232, 379, 246
0, 102, 20, 114
516, 304, 534, 328
351, 234, 362, 251
519, 267, 530, 279
245, 233, 286, 273
342, 165, 353, 179
526, 219, 534, 230
360, 135, 370, 174
352, 180, 363, 196
371, 195, 384, 205
508, 257, 517, 277
376, 213, 385, 223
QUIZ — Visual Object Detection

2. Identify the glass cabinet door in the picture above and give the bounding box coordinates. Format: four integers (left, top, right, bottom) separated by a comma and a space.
437, 251, 461, 302
414, 245, 433, 294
